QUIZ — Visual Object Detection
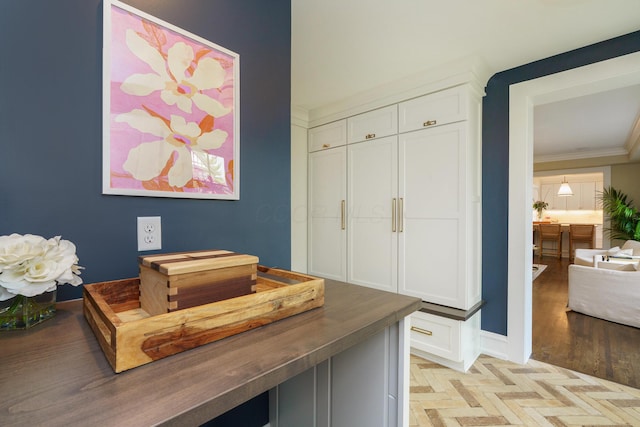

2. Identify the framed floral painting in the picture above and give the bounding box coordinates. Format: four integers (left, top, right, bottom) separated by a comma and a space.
102, 0, 240, 199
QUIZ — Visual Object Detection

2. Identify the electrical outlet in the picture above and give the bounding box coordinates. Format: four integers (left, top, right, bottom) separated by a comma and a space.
137, 216, 162, 251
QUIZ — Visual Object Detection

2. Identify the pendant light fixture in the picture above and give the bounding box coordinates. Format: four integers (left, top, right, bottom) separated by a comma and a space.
557, 176, 573, 196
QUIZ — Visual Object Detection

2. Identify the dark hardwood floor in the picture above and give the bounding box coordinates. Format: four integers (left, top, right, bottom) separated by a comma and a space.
532, 255, 640, 389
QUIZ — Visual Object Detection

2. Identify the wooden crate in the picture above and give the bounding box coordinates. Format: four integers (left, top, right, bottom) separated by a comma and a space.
138, 250, 259, 316
83, 266, 324, 373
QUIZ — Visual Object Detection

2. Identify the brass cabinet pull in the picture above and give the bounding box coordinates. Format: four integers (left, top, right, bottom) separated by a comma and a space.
322, 143, 331, 148
399, 198, 404, 232
392, 198, 397, 232
423, 120, 437, 127
411, 326, 433, 336
365, 133, 376, 139
341, 200, 346, 230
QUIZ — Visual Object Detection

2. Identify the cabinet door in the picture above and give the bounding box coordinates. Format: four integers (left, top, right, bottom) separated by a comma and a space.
565, 183, 583, 210
308, 120, 347, 152
552, 184, 567, 210
308, 147, 347, 281
540, 183, 566, 210
565, 181, 598, 210
579, 182, 596, 210
398, 123, 471, 309
347, 136, 398, 292
410, 311, 461, 361
410, 310, 481, 372
331, 326, 396, 427
398, 86, 468, 133
539, 184, 553, 209
271, 323, 405, 427
347, 105, 398, 144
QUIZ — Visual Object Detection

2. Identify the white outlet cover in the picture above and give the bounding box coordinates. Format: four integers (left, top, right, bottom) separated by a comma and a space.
137, 216, 162, 251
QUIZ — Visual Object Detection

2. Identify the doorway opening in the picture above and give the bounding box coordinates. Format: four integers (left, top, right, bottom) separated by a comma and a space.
507, 51, 640, 365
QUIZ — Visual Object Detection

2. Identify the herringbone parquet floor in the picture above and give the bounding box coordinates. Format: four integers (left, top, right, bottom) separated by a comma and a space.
410, 354, 640, 426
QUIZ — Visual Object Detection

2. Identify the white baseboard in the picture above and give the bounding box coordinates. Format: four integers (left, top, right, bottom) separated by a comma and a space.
411, 331, 513, 371
479, 330, 509, 361
411, 347, 470, 372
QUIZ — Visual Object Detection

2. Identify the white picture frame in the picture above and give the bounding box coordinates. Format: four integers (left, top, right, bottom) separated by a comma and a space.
102, 0, 240, 199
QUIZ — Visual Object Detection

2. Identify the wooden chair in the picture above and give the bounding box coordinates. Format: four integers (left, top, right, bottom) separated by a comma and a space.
569, 224, 595, 262
539, 224, 562, 260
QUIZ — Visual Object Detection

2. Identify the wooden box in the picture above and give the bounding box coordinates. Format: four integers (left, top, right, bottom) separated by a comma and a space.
138, 250, 259, 316
83, 266, 324, 373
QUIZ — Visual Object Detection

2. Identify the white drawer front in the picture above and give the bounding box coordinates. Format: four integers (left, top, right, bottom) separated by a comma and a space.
410, 311, 461, 361
347, 105, 398, 143
309, 120, 347, 152
398, 86, 468, 133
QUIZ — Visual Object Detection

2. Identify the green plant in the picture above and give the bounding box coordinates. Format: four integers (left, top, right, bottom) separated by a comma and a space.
598, 186, 640, 241
532, 200, 548, 220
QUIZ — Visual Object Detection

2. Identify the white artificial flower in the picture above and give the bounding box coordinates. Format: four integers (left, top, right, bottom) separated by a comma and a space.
0, 234, 83, 301
0, 233, 47, 272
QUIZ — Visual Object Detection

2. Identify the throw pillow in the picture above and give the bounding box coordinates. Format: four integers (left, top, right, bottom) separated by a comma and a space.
621, 240, 640, 256
606, 247, 633, 257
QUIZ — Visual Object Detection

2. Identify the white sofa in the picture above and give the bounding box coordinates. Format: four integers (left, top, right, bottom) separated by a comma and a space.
568, 264, 640, 328
574, 239, 640, 267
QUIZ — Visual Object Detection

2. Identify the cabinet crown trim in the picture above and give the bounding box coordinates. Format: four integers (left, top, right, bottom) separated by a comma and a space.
306, 56, 491, 128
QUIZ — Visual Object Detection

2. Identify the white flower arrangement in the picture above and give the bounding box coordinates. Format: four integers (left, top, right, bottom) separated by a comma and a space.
0, 234, 83, 301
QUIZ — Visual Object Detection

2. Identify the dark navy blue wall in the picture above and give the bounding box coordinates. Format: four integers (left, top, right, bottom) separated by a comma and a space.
0, 0, 292, 302
1, 1, 289, 425
481, 31, 640, 335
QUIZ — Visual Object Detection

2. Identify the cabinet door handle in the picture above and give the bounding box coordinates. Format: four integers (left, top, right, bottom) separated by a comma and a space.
322, 143, 331, 149
365, 133, 376, 139
392, 198, 397, 232
399, 198, 404, 232
341, 200, 346, 230
411, 326, 433, 336
423, 120, 437, 127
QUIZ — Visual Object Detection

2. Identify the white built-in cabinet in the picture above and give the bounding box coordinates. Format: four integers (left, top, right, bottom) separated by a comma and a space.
307, 84, 483, 371
347, 135, 398, 292
397, 121, 480, 310
540, 183, 560, 210
308, 121, 347, 282
540, 180, 603, 211
569, 182, 596, 210
347, 104, 398, 143
308, 119, 347, 152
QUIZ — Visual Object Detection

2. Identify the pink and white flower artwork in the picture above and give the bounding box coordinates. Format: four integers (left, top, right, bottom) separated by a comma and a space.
104, 1, 239, 199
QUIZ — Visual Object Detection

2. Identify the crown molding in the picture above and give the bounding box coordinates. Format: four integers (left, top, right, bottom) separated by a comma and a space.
303, 55, 493, 128
626, 114, 640, 161
291, 105, 309, 128
534, 147, 629, 163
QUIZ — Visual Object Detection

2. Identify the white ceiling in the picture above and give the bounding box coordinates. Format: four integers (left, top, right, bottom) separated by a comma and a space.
291, 0, 640, 161
533, 84, 640, 162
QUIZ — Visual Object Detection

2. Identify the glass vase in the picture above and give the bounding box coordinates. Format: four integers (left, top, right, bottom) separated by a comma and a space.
0, 290, 56, 330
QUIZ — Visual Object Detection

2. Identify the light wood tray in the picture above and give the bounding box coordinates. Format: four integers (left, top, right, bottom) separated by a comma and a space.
83, 266, 324, 373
